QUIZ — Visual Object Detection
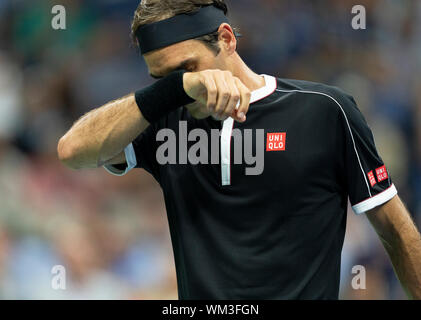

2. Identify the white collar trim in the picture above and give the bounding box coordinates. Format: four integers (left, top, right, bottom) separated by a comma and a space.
250, 74, 277, 104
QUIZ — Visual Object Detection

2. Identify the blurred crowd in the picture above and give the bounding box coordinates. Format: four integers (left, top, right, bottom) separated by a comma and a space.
0, 0, 420, 299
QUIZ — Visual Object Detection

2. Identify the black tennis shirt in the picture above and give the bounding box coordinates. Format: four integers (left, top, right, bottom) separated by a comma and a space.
105, 75, 397, 299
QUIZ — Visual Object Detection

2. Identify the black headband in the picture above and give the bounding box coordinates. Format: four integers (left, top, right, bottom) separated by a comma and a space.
136, 5, 230, 55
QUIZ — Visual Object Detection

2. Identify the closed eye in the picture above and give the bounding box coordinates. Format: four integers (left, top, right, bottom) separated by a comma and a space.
149, 58, 198, 80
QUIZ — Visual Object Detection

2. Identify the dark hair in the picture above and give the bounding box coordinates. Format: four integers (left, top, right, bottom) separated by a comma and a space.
131, 0, 236, 55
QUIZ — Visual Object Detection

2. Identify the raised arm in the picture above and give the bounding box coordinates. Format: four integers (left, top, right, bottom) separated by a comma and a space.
57, 70, 251, 171
366, 195, 421, 299
58, 94, 149, 169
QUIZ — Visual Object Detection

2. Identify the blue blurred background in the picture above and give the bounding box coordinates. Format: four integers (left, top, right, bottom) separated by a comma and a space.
0, 0, 420, 299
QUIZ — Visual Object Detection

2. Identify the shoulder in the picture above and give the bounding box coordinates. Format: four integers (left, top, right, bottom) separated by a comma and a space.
274, 77, 360, 116
275, 78, 373, 139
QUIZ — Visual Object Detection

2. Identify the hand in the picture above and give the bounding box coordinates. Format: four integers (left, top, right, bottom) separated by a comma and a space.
183, 70, 251, 122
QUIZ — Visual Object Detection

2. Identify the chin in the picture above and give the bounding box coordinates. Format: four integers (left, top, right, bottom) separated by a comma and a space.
186, 102, 210, 120
190, 112, 210, 120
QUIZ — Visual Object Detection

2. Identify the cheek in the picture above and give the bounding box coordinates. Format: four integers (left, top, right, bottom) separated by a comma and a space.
196, 61, 214, 72
197, 54, 221, 71
211, 56, 226, 71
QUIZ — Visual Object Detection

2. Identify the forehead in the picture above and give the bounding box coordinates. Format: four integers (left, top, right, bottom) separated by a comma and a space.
143, 40, 206, 77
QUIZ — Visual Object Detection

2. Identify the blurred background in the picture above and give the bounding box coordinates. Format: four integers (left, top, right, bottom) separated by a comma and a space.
0, 0, 420, 299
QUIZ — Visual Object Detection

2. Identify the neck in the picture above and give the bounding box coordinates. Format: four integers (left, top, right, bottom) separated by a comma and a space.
229, 53, 266, 92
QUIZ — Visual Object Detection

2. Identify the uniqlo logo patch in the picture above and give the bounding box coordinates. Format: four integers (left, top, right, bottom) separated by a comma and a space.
376, 165, 388, 182
367, 171, 377, 187
266, 132, 286, 151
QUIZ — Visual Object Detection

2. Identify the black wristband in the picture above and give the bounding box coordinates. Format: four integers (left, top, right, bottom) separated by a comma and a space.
134, 70, 194, 123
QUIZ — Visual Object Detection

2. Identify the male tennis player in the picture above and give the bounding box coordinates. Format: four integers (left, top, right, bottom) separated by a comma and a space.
58, 0, 421, 299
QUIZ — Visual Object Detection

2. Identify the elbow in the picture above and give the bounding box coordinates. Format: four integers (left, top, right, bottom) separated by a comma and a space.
57, 136, 83, 169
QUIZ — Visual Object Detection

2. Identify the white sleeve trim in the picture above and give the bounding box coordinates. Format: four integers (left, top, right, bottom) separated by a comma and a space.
352, 184, 398, 215
103, 143, 137, 176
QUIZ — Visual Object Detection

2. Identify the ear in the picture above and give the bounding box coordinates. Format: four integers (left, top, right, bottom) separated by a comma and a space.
218, 23, 237, 55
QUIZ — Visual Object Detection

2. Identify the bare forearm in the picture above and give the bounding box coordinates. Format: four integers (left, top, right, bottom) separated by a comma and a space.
57, 69, 254, 170
368, 197, 421, 299
58, 94, 149, 169
381, 230, 421, 299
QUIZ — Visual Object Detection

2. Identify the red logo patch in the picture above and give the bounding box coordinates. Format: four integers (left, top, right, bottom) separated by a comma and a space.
376, 165, 388, 182
266, 132, 286, 151
367, 171, 377, 187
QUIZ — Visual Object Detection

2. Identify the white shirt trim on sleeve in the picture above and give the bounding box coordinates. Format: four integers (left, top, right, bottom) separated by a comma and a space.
352, 184, 398, 215
103, 143, 137, 176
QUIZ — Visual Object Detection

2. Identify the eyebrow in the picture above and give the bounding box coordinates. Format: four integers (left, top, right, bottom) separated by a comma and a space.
149, 58, 195, 79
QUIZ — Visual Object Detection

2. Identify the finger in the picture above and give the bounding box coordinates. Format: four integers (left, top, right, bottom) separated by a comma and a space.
202, 73, 217, 112
213, 72, 231, 118
234, 78, 251, 122
220, 75, 241, 121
